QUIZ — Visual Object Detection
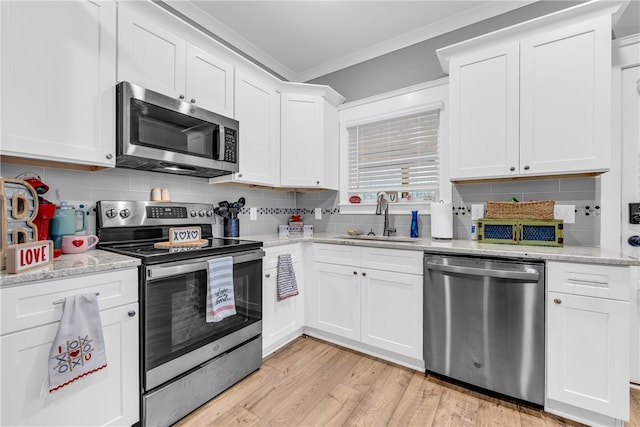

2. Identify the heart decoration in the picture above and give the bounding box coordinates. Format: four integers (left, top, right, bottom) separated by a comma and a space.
69, 350, 80, 358
178, 231, 188, 240
72, 240, 83, 247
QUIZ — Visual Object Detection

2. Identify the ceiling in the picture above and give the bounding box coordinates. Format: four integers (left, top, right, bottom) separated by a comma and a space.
163, 1, 639, 83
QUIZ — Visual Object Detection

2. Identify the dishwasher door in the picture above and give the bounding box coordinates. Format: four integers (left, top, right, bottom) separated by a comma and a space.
424, 254, 545, 405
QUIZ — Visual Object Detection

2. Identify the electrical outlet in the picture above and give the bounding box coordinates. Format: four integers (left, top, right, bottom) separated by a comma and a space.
471, 204, 485, 220
554, 205, 575, 224
315, 208, 322, 220
250, 207, 257, 221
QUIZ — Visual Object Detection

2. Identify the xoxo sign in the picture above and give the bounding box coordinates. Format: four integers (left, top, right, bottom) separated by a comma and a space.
169, 226, 201, 244
6, 240, 53, 273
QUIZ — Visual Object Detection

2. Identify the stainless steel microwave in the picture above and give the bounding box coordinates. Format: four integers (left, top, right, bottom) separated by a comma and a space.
116, 81, 239, 178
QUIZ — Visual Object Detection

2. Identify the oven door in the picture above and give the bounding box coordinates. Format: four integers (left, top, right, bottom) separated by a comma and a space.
143, 249, 263, 391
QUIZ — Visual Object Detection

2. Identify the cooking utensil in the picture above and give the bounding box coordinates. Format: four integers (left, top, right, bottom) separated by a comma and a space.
237, 197, 245, 208
219, 201, 229, 208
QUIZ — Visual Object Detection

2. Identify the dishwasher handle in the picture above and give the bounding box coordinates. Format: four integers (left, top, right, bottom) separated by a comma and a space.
425, 261, 540, 281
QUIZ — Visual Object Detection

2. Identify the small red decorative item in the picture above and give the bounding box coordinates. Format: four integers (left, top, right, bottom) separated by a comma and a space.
291, 215, 302, 222
349, 195, 361, 204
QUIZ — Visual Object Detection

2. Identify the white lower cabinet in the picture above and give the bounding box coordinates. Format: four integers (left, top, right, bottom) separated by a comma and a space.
309, 244, 423, 368
0, 268, 139, 426
262, 244, 304, 356
546, 261, 630, 424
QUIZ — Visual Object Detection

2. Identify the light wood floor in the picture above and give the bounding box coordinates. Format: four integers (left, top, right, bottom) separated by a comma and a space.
175, 336, 640, 427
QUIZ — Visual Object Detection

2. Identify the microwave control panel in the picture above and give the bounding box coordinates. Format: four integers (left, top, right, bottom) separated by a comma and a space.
222, 128, 237, 164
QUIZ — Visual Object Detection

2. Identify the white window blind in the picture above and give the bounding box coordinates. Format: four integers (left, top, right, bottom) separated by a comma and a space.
347, 108, 440, 199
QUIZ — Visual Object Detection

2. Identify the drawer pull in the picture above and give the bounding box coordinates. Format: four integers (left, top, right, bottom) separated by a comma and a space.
566, 278, 608, 286
265, 273, 271, 278
554, 298, 562, 304
53, 292, 99, 305
128, 310, 136, 317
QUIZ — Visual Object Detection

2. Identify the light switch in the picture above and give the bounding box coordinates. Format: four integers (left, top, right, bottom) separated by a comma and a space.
315, 208, 322, 220
250, 207, 257, 221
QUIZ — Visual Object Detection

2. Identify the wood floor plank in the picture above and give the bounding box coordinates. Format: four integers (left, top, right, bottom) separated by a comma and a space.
628, 388, 640, 427
339, 353, 388, 394
207, 406, 260, 427
431, 387, 480, 427
518, 404, 547, 427
297, 383, 363, 426
240, 340, 340, 418
476, 400, 522, 427
343, 363, 414, 426
388, 372, 443, 426
256, 349, 361, 426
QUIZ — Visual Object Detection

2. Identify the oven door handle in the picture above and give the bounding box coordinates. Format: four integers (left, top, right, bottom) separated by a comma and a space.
146, 249, 265, 280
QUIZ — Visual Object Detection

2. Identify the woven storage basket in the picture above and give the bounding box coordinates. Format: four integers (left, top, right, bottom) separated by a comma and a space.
485, 200, 555, 220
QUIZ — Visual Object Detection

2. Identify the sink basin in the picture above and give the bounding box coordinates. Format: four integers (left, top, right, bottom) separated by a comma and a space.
338, 235, 419, 243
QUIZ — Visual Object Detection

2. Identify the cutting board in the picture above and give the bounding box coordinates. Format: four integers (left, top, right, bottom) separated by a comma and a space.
153, 239, 208, 248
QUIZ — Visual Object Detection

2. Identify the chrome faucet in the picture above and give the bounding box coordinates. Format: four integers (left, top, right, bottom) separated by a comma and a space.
376, 192, 396, 237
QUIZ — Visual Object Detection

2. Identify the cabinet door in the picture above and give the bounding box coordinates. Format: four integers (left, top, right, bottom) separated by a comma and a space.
0, 303, 139, 426
281, 93, 323, 187
547, 292, 629, 419
311, 262, 360, 340
262, 264, 303, 353
185, 43, 234, 117
117, 6, 186, 98
1, 0, 116, 168
449, 42, 520, 180
361, 269, 422, 359
520, 16, 611, 175
232, 70, 280, 186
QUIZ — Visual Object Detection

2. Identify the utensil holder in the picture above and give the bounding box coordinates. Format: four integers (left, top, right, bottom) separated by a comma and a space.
224, 218, 239, 238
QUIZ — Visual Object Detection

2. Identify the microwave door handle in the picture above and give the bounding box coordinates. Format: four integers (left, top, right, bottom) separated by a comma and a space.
146, 249, 265, 280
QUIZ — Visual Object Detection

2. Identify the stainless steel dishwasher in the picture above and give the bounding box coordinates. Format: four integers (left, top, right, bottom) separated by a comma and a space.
424, 253, 545, 405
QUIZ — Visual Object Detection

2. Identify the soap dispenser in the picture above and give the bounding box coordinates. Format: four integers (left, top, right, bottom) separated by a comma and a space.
410, 210, 419, 238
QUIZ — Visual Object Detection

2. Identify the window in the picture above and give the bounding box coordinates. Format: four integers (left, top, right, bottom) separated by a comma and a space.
346, 107, 441, 203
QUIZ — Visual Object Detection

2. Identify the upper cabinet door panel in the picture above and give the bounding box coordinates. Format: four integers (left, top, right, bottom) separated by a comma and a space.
117, 7, 185, 97
1, 0, 117, 167
449, 43, 520, 180
186, 43, 234, 117
519, 16, 611, 175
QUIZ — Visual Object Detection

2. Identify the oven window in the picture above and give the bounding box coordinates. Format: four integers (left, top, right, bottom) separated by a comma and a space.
144, 259, 261, 371
130, 99, 218, 159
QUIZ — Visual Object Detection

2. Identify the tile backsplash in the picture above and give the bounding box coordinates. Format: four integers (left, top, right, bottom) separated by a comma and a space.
2, 162, 601, 246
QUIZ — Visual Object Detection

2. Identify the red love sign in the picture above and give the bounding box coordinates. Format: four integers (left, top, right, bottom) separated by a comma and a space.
72, 240, 83, 247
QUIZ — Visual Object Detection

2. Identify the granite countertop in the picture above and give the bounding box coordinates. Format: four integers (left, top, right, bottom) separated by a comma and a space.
251, 233, 640, 266
0, 249, 141, 287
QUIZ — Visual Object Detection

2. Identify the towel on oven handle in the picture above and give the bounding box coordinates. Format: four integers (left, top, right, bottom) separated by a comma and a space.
206, 256, 236, 322
48, 293, 107, 392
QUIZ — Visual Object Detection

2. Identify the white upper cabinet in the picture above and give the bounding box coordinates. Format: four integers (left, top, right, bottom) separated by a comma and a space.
440, 2, 618, 181
280, 91, 340, 189
117, 6, 234, 118
211, 69, 281, 187
0, 0, 117, 169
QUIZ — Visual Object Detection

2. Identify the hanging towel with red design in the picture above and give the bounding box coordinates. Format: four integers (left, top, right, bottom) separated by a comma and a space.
206, 256, 236, 322
48, 293, 107, 392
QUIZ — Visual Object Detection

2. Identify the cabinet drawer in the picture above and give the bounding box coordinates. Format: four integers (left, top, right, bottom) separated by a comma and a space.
547, 261, 630, 301
313, 243, 360, 266
361, 247, 423, 275
264, 244, 302, 270
1, 268, 138, 335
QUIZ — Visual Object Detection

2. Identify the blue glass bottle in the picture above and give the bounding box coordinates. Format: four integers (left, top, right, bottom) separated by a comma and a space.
410, 210, 419, 238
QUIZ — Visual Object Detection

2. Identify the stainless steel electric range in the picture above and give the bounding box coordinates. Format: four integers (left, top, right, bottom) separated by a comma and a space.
96, 201, 264, 427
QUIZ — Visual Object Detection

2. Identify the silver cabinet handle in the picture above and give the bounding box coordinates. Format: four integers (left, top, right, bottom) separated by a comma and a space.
190, 98, 196, 104
353, 271, 358, 275
510, 166, 516, 171
553, 298, 562, 304
179, 94, 185, 100
106, 153, 113, 160
362, 272, 367, 277
237, 173, 243, 178
524, 165, 530, 170
128, 310, 136, 317
265, 273, 271, 278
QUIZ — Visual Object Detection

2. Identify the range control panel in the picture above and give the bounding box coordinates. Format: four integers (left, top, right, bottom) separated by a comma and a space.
97, 201, 214, 228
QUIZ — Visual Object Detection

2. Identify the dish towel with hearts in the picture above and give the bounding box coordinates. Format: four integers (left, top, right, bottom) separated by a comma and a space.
48, 293, 107, 392
277, 253, 299, 300
206, 256, 236, 322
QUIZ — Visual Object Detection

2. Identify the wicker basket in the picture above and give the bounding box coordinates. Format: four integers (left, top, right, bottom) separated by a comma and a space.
485, 200, 555, 220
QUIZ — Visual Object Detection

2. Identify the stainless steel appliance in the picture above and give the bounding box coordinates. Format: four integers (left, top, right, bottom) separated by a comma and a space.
96, 201, 263, 427
116, 81, 239, 178
424, 254, 545, 405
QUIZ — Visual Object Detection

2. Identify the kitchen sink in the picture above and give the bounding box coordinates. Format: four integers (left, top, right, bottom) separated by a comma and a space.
337, 235, 419, 243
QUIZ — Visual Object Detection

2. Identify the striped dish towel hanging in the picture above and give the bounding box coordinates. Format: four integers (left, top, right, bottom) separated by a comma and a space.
277, 253, 299, 300
206, 256, 236, 322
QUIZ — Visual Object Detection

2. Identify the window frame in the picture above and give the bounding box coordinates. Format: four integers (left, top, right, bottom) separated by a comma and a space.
338, 79, 451, 215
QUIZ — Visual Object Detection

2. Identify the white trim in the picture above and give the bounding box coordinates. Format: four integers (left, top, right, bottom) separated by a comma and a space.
344, 100, 444, 129
339, 78, 449, 111
613, 33, 640, 68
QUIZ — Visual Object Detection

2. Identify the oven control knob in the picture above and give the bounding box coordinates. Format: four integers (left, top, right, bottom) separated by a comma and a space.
105, 209, 117, 219
198, 210, 205, 217
206, 210, 214, 217
190, 211, 197, 217
119, 209, 131, 219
